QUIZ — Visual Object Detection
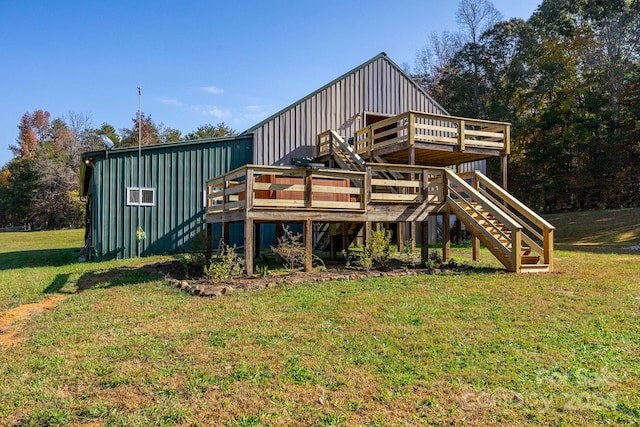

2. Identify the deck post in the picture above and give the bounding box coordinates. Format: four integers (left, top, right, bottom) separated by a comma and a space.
341, 223, 349, 253
222, 222, 230, 246
304, 169, 312, 208
501, 154, 508, 192
472, 236, 480, 261
254, 222, 261, 259
364, 221, 371, 248
471, 172, 480, 261
420, 220, 429, 264
244, 218, 254, 276
397, 222, 405, 252
458, 119, 466, 152
206, 222, 212, 261
303, 219, 313, 272
442, 213, 451, 262
329, 223, 337, 260
544, 228, 554, 272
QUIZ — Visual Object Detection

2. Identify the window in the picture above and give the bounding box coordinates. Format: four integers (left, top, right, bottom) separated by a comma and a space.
127, 187, 155, 206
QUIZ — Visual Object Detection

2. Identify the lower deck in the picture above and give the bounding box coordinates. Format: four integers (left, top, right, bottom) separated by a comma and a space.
205, 164, 555, 274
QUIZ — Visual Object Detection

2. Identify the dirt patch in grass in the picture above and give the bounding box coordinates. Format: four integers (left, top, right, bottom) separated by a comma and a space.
0, 295, 68, 349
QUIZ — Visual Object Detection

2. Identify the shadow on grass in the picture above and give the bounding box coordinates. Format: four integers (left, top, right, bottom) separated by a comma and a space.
43, 265, 164, 295
0, 249, 79, 270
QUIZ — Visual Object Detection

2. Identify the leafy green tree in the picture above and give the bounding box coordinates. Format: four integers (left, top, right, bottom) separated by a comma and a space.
184, 122, 236, 140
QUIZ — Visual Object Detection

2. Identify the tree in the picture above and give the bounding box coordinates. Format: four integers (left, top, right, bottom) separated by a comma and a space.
0, 158, 40, 226
119, 112, 161, 147
456, 0, 503, 116
184, 122, 236, 140
10, 110, 51, 159
414, 31, 463, 98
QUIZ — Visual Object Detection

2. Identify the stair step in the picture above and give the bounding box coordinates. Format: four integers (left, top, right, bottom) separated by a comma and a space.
519, 264, 550, 274
521, 255, 541, 264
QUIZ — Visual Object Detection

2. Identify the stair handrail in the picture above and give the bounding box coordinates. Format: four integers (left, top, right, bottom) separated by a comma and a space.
470, 171, 555, 269
446, 169, 523, 271
445, 170, 523, 232
328, 130, 366, 171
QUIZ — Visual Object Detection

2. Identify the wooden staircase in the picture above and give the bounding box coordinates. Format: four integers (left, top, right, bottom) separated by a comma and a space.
446, 170, 554, 273
314, 222, 363, 252
315, 126, 554, 273
454, 201, 549, 273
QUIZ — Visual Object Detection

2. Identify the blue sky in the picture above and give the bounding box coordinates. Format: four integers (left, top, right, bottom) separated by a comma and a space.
0, 0, 541, 167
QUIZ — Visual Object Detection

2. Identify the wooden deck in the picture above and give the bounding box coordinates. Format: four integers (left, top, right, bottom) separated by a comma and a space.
318, 111, 510, 167
205, 163, 554, 275
206, 163, 447, 224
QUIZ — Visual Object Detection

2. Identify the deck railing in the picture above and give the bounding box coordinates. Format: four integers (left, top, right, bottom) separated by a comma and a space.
206, 164, 448, 214
459, 170, 555, 270
352, 111, 510, 157
367, 164, 446, 204
207, 165, 367, 213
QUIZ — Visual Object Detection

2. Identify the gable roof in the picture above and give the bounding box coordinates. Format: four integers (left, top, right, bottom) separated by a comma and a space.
242, 52, 448, 135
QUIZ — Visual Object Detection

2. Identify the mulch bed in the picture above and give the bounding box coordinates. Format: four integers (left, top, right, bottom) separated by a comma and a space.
147, 259, 474, 297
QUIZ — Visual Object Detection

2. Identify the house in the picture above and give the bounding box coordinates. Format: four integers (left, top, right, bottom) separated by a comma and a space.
81, 53, 554, 272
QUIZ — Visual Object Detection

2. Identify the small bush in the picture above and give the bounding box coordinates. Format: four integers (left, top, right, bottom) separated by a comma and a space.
204, 242, 245, 282
271, 226, 306, 270
344, 228, 392, 270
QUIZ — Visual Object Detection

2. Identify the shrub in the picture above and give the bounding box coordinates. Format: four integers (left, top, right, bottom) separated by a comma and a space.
271, 226, 306, 270
344, 228, 392, 270
204, 242, 245, 282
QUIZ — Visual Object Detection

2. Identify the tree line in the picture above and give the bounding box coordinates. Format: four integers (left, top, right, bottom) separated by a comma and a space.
414, 0, 639, 213
0, 111, 234, 229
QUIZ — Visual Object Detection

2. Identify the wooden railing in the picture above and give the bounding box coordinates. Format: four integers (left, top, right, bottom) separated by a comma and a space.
459, 170, 555, 270
318, 130, 366, 171
206, 164, 449, 214
353, 111, 510, 156
445, 170, 523, 272
367, 164, 446, 204
207, 165, 366, 213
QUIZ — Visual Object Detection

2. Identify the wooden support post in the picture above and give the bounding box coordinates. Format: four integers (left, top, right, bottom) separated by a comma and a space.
303, 220, 313, 272
397, 222, 405, 252
254, 222, 261, 259
364, 221, 371, 248
206, 222, 212, 261
544, 228, 554, 272
330, 232, 337, 261
501, 154, 508, 192
458, 119, 466, 152
244, 219, 254, 276
342, 222, 349, 253
442, 214, 451, 262
274, 222, 283, 263
304, 169, 312, 209
472, 235, 480, 262
420, 221, 429, 264
454, 219, 462, 245
410, 223, 416, 250
222, 222, 230, 247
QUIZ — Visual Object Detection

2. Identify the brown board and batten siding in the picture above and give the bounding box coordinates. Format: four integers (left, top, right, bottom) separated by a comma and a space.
245, 53, 450, 166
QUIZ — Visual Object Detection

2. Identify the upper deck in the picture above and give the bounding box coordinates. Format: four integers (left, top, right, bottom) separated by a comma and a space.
318, 111, 510, 167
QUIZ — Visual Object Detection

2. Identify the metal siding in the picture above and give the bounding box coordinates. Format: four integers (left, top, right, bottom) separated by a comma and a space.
250, 55, 450, 166
90, 136, 252, 260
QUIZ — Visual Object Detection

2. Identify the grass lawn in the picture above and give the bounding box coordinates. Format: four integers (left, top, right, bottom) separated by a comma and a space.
0, 211, 638, 426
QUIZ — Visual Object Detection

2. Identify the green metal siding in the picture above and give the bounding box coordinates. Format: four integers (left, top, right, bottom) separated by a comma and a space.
86, 136, 252, 260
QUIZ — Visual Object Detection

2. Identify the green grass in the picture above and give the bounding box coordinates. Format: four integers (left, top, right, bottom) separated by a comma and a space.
0, 213, 639, 426
547, 207, 640, 248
